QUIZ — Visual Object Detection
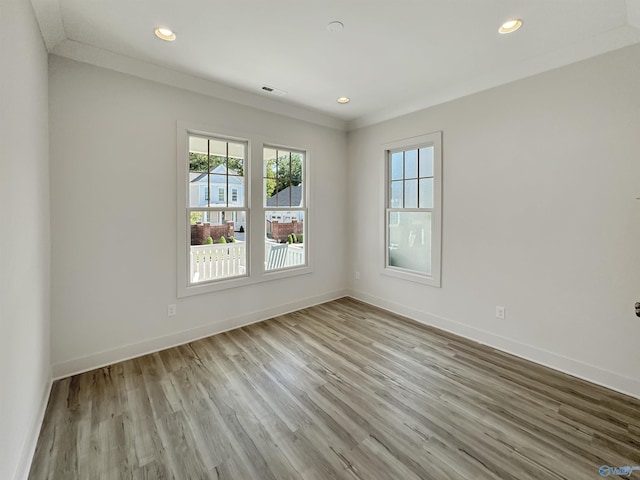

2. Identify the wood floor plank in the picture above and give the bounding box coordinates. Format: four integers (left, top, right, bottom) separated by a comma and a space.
29, 298, 640, 479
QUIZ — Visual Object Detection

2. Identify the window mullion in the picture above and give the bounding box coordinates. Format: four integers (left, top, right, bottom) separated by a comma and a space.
207, 139, 211, 208
226, 142, 229, 208
402, 150, 406, 208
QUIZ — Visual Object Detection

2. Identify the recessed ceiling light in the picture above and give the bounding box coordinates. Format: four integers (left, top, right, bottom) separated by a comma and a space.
327, 21, 344, 32
154, 27, 176, 42
337, 97, 350, 104
498, 19, 522, 34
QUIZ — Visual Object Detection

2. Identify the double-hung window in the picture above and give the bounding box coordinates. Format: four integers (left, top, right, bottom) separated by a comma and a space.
186, 134, 247, 286
263, 147, 306, 271
178, 125, 311, 297
385, 132, 442, 286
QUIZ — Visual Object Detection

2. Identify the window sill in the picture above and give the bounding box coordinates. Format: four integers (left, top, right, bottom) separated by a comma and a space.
381, 266, 441, 287
178, 265, 313, 298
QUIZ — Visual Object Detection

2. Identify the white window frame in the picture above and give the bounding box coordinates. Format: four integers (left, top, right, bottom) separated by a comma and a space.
382, 132, 442, 287
177, 127, 251, 297
263, 145, 308, 273
177, 123, 312, 298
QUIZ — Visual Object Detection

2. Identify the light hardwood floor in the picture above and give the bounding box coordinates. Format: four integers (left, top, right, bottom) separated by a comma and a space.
29, 298, 640, 479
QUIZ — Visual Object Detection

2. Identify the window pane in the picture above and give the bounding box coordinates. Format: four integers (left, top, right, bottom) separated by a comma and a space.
227, 176, 244, 206
189, 172, 208, 208
390, 181, 403, 208
278, 151, 291, 177
228, 159, 243, 178
264, 178, 277, 206
190, 210, 247, 283
419, 178, 434, 208
419, 147, 434, 177
189, 137, 209, 207
405, 179, 418, 208
209, 139, 227, 157
189, 136, 208, 155
405, 150, 418, 179
264, 149, 304, 207
276, 174, 292, 201
391, 152, 403, 180
227, 142, 245, 161
290, 153, 303, 186
189, 136, 246, 208
265, 210, 305, 271
264, 148, 277, 178
387, 211, 432, 275
267, 183, 301, 208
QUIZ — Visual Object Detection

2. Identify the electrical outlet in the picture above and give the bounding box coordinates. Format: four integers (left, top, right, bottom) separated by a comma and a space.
168, 304, 177, 317
355, 271, 360, 280
496, 305, 505, 319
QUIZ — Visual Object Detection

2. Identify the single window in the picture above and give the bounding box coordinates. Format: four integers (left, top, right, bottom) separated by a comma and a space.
187, 134, 247, 285
264, 147, 306, 271
384, 132, 442, 286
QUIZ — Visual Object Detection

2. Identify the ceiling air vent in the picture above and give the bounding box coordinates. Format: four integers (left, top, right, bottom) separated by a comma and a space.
261, 85, 287, 96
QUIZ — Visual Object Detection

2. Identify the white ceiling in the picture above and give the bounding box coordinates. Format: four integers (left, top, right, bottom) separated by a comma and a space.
31, 0, 640, 130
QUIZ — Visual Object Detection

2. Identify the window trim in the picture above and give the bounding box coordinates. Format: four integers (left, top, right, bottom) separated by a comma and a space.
382, 132, 442, 287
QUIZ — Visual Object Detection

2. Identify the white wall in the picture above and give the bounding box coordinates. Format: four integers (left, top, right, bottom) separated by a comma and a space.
49, 56, 348, 376
348, 43, 640, 398
0, 0, 51, 478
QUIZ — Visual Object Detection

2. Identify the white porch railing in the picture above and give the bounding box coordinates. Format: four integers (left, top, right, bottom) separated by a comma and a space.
264, 241, 305, 269
191, 242, 245, 283
286, 244, 304, 267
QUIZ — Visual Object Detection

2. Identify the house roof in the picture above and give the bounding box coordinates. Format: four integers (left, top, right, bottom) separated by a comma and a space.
191, 164, 243, 186
266, 185, 303, 207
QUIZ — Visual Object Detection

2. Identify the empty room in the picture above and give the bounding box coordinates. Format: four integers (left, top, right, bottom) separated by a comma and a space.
2, 0, 640, 478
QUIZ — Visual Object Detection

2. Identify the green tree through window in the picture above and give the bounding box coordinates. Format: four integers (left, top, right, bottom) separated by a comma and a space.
189, 153, 244, 175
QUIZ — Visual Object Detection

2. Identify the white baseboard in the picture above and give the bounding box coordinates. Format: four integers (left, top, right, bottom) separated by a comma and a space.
12, 374, 52, 480
347, 289, 640, 400
52, 289, 349, 380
